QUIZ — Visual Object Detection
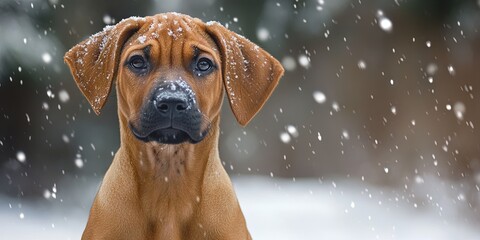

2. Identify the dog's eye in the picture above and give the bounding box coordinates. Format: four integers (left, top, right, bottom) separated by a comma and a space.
129, 56, 147, 70
196, 58, 213, 72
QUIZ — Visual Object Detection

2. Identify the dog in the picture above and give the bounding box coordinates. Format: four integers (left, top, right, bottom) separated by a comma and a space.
64, 13, 283, 239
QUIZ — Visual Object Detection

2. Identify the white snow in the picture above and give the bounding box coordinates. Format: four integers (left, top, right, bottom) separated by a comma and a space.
447, 65, 455, 76
43, 189, 51, 199
357, 60, 367, 69
103, 14, 113, 24
137, 35, 147, 44
62, 134, 70, 143
237, 177, 480, 240
256, 27, 270, 42
426, 63, 438, 75
74, 158, 84, 168
169, 82, 176, 91
391, 106, 397, 115
58, 89, 70, 103
298, 54, 310, 69
313, 91, 326, 104
41, 52, 52, 64
205, 20, 221, 26
46, 89, 54, 99
0, 176, 478, 239
453, 102, 465, 120
378, 17, 393, 32
332, 102, 340, 112
279, 132, 291, 144
415, 175, 425, 184
281, 56, 296, 71
286, 125, 299, 138
342, 130, 350, 140
16, 151, 26, 163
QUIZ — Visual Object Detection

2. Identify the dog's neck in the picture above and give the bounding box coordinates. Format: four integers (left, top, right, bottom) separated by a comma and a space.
117, 113, 220, 223
118, 112, 219, 180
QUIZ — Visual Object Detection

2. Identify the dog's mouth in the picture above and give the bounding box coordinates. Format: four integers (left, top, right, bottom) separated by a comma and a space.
131, 126, 208, 144
129, 123, 210, 145
132, 127, 191, 144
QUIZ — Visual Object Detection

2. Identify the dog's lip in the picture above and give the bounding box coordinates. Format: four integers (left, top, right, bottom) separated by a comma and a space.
129, 123, 207, 143
129, 123, 178, 139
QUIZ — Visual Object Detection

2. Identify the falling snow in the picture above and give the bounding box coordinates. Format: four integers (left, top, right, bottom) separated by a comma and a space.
256, 27, 270, 42
1, 4, 479, 240
342, 130, 350, 140
281, 56, 296, 71
391, 106, 397, 115
74, 158, 84, 168
279, 132, 291, 144
453, 102, 466, 120
16, 151, 26, 163
332, 102, 340, 112
43, 189, 52, 199
426, 63, 438, 75
357, 60, 366, 70
103, 14, 113, 24
378, 17, 393, 32
298, 54, 310, 69
58, 89, 70, 103
286, 125, 299, 138
41, 53, 52, 64
62, 134, 70, 143
447, 65, 456, 76
313, 91, 326, 104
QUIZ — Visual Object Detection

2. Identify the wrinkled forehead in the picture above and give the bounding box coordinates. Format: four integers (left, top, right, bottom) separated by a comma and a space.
124, 13, 216, 51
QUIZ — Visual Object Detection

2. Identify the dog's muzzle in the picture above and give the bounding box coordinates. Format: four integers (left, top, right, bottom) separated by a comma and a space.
130, 80, 210, 144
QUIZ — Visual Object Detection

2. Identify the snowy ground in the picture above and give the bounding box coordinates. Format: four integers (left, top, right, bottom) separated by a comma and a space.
1, 176, 479, 240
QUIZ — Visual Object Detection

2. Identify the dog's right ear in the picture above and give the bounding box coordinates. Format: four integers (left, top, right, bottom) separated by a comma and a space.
205, 22, 284, 126
64, 18, 145, 115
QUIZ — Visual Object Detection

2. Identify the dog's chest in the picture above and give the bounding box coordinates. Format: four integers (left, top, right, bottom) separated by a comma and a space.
138, 147, 205, 238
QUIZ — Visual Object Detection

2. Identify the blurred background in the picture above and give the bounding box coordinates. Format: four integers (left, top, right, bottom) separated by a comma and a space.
1, 0, 480, 239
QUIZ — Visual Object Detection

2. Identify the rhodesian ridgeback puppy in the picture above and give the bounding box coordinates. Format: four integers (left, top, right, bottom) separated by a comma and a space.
65, 13, 283, 239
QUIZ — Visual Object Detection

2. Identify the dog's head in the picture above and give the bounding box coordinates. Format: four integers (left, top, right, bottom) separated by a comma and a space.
64, 13, 284, 144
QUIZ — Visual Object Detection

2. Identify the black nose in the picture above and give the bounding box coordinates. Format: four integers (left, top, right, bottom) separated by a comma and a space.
156, 98, 188, 114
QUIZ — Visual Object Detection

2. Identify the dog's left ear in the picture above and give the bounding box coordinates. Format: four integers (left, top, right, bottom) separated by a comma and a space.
206, 22, 284, 126
64, 18, 144, 115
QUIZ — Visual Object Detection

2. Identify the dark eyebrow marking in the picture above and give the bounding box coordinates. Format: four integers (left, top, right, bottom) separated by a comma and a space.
192, 46, 200, 59
143, 45, 152, 60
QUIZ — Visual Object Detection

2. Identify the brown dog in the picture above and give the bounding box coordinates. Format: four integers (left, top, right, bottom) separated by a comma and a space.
64, 13, 283, 239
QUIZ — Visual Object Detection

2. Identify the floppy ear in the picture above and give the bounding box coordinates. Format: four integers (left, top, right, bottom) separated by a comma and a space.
206, 22, 284, 126
64, 18, 144, 115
